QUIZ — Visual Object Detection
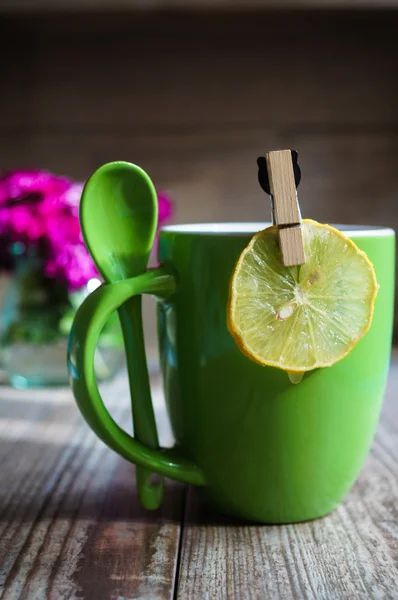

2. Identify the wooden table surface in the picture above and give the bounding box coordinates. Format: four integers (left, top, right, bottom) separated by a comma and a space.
0, 352, 397, 600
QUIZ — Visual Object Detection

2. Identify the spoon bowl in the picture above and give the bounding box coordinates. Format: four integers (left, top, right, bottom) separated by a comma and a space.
80, 161, 158, 281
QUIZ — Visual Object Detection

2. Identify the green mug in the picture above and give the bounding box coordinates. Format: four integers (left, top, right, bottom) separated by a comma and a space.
68, 223, 395, 523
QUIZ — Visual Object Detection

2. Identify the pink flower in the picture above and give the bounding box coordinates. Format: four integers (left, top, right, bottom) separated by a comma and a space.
44, 209, 99, 291
0, 169, 173, 291
0, 170, 71, 205
158, 191, 173, 225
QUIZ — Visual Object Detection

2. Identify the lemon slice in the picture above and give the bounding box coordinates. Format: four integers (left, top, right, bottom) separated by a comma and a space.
227, 219, 378, 376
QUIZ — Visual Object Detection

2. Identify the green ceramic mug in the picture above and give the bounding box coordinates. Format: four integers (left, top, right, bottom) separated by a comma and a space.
68, 223, 395, 523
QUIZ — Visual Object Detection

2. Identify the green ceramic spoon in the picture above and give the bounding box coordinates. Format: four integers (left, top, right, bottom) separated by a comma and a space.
79, 161, 163, 510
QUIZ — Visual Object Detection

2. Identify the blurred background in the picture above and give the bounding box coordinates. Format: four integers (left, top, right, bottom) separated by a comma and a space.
0, 1, 397, 381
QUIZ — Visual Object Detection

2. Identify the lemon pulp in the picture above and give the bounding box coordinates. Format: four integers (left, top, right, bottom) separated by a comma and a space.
227, 219, 379, 375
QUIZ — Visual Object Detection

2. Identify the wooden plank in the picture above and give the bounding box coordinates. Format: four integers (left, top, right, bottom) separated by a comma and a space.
1, 0, 398, 13
0, 373, 183, 600
1, 12, 397, 132
1, 131, 397, 228
177, 352, 398, 599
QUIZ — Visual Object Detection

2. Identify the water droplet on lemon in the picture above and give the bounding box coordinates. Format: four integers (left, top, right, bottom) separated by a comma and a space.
287, 371, 304, 384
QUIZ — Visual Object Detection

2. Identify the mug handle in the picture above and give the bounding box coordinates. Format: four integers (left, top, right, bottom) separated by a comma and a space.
67, 266, 206, 501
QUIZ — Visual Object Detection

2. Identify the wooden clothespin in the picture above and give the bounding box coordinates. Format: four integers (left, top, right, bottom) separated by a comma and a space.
257, 150, 305, 267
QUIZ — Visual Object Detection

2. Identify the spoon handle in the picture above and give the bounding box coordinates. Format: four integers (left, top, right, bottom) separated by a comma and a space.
118, 295, 164, 509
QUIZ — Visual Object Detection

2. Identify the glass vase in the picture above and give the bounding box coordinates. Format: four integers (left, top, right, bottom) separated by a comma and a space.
0, 249, 124, 389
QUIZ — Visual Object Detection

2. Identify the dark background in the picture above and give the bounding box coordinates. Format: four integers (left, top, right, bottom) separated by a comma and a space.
1, 3, 397, 347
